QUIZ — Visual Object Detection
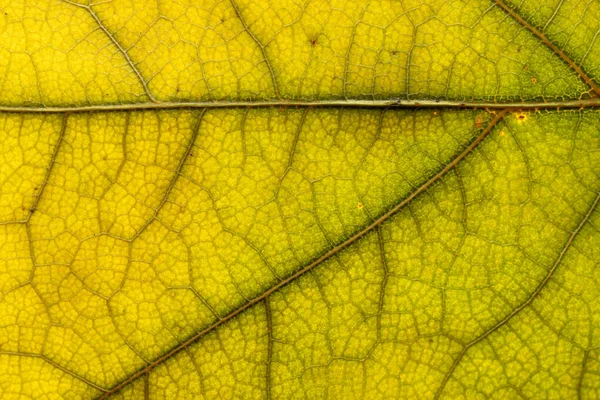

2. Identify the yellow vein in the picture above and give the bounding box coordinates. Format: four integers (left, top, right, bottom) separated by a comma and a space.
229, 0, 280, 98
0, 351, 107, 393
62, 0, 156, 102
0, 98, 599, 113
434, 188, 600, 399
129, 110, 206, 241
97, 110, 507, 398
25, 114, 68, 222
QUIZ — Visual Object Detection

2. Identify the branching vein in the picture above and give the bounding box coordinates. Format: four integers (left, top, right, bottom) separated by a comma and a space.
97, 111, 507, 399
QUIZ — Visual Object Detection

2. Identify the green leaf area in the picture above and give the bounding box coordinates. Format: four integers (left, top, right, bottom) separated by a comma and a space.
0, 0, 599, 398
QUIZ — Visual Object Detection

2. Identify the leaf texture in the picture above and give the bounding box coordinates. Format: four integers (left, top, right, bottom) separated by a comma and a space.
0, 0, 599, 399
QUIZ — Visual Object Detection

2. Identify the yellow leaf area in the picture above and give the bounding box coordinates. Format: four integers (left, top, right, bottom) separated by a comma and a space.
0, 0, 600, 399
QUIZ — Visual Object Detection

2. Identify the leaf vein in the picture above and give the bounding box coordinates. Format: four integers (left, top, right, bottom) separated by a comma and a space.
434, 187, 600, 399
97, 110, 508, 398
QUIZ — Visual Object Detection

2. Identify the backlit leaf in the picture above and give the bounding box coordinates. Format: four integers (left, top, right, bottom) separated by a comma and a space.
0, 0, 599, 399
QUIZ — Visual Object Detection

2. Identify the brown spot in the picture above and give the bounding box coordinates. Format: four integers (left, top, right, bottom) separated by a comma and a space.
475, 117, 483, 128
531, 77, 537, 84
524, 65, 529, 71
309, 34, 320, 47
390, 50, 399, 56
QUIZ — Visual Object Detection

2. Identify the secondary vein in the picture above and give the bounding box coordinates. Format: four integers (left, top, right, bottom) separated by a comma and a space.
97, 110, 508, 399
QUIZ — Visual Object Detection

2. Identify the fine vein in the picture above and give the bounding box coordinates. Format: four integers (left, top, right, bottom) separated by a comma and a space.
62, 0, 156, 102
494, 0, 600, 97
98, 111, 507, 398
434, 188, 600, 399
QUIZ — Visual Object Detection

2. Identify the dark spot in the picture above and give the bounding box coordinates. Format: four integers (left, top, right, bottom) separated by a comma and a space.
29, 208, 36, 214
221, 17, 226, 23
309, 34, 321, 47
435, 98, 440, 103
34, 187, 38, 190
517, 46, 521, 53
390, 50, 398, 56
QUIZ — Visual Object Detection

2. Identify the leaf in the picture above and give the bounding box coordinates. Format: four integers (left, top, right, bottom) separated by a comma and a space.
0, 0, 599, 399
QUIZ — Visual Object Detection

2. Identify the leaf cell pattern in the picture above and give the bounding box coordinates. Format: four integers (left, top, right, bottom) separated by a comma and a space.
0, 0, 599, 399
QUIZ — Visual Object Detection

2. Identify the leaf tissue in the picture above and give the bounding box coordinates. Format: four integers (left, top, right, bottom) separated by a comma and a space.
0, 0, 599, 398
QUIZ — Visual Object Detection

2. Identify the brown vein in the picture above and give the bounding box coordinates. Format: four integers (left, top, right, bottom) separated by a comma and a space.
494, 0, 600, 97
97, 110, 507, 399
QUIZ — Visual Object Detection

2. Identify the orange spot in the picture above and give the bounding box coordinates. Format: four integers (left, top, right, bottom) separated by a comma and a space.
514, 111, 529, 122
433, 111, 438, 116
499, 130, 505, 136
170, 292, 175, 297
357, 202, 364, 209
531, 77, 537, 84
475, 117, 483, 128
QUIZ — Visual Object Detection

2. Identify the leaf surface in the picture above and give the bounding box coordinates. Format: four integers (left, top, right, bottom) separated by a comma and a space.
0, 0, 599, 399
